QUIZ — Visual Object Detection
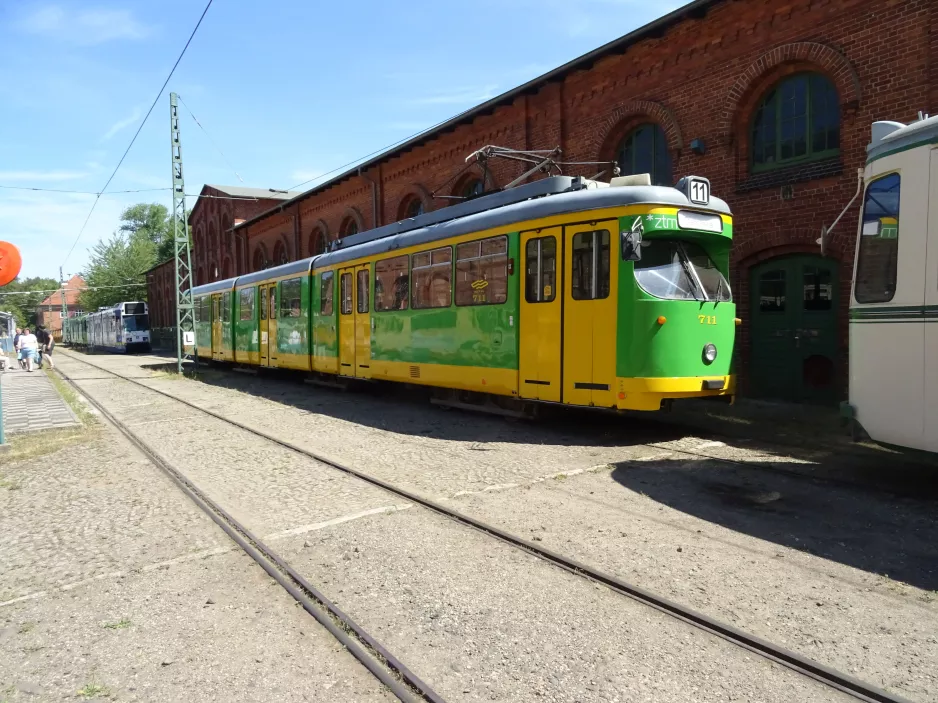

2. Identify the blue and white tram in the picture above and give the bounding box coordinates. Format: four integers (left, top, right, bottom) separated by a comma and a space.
838, 114, 938, 453
87, 301, 152, 353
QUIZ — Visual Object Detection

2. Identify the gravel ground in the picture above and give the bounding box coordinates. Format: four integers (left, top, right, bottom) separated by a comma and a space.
0, 418, 394, 701
286, 507, 852, 702
53, 351, 938, 701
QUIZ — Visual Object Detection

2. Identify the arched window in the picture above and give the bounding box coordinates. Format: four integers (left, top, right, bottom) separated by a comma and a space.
461, 179, 483, 199
309, 228, 326, 256
751, 73, 840, 171
401, 196, 425, 220
273, 240, 289, 266
616, 123, 672, 186
252, 247, 267, 272
340, 218, 359, 237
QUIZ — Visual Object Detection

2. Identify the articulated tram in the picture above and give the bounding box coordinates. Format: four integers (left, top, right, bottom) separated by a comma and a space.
844, 115, 938, 453
192, 174, 736, 413
63, 301, 151, 353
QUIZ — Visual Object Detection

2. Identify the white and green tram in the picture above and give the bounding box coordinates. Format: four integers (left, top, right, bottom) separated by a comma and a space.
844, 114, 938, 453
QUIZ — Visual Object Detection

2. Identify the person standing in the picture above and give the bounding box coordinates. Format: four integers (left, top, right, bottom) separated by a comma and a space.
35, 326, 48, 368
12, 327, 24, 369
43, 328, 55, 369
18, 327, 39, 372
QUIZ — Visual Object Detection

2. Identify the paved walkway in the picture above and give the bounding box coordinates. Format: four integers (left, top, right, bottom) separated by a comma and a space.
1, 362, 77, 435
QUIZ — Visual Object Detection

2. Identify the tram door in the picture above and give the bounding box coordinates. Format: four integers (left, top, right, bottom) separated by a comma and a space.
354, 265, 372, 379
211, 294, 223, 361
259, 283, 278, 367
338, 268, 355, 377
563, 222, 618, 407
519, 228, 561, 402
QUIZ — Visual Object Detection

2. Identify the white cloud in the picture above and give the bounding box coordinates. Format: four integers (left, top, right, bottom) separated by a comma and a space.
101, 107, 142, 142
0, 170, 87, 182
16, 6, 149, 46
0, 190, 128, 279
409, 85, 499, 106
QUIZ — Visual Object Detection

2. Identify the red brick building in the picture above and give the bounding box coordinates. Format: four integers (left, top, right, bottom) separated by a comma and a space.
149, 0, 937, 403
145, 185, 299, 337
36, 274, 86, 339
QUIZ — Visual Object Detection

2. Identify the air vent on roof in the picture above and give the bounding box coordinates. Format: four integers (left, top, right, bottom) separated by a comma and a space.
610, 174, 652, 187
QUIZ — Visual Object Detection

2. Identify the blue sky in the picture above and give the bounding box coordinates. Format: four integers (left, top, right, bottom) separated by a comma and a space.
0, 0, 681, 280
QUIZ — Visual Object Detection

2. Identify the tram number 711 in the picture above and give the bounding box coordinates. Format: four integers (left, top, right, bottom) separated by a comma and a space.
698, 315, 717, 325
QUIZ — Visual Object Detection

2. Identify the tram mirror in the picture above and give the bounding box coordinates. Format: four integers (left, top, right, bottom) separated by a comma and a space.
621, 229, 643, 261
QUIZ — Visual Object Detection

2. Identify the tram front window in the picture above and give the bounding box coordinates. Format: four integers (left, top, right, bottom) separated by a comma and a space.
122, 314, 149, 332
633, 240, 731, 302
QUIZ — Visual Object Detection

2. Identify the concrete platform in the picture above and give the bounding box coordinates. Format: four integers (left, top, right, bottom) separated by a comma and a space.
1, 363, 77, 435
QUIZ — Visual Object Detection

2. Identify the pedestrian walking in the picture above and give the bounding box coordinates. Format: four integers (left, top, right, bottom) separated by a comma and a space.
38, 326, 55, 369
18, 327, 39, 372
12, 327, 24, 369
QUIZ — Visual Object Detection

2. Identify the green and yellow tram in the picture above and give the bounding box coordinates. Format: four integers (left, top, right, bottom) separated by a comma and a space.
192, 174, 736, 412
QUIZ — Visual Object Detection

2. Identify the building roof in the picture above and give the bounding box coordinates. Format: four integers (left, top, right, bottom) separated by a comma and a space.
205, 184, 301, 200
233, 0, 722, 233
37, 275, 85, 307
187, 184, 303, 224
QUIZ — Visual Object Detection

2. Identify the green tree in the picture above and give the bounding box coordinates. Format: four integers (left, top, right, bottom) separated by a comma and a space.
118, 203, 173, 262
79, 230, 155, 312
0, 277, 61, 327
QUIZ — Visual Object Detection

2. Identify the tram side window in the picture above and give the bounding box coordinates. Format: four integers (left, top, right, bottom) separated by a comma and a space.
320, 272, 334, 316
222, 292, 231, 322
260, 286, 268, 321
280, 278, 302, 318
340, 273, 353, 315
239, 288, 255, 321
374, 256, 409, 311
571, 230, 611, 300
455, 236, 508, 306
524, 236, 557, 303
357, 269, 370, 313
855, 173, 900, 303
413, 247, 452, 309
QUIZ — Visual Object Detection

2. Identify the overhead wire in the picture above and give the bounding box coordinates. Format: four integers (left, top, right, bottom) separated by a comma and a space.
0, 283, 146, 297
59, 0, 215, 270
177, 95, 246, 184
0, 185, 171, 195
284, 101, 504, 192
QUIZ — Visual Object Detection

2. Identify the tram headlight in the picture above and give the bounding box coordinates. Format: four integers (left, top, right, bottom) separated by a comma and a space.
703, 343, 717, 364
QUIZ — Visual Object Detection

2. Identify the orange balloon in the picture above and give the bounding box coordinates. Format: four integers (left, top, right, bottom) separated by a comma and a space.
0, 241, 23, 287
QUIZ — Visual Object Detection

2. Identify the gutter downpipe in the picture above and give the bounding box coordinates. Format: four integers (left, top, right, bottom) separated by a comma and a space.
358, 167, 380, 228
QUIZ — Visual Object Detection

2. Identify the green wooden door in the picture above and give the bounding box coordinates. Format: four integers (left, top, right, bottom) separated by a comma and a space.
750, 255, 838, 404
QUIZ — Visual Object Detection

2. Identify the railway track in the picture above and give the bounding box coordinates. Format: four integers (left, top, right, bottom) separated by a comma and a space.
56, 350, 912, 703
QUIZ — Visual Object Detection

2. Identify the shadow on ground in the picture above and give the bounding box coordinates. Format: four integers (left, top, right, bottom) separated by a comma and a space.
134, 359, 938, 587
611, 459, 938, 591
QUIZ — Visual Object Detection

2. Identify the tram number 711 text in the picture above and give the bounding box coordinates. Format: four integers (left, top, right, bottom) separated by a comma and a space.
698, 315, 717, 325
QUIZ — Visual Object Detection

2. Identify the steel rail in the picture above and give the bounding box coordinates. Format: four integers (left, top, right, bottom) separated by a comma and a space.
55, 361, 446, 703
57, 351, 913, 703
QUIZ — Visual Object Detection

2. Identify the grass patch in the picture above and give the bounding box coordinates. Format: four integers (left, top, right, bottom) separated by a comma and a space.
148, 371, 184, 381
1, 426, 93, 464
102, 618, 131, 630
553, 473, 568, 481
76, 681, 110, 699
17, 622, 35, 634
44, 369, 97, 426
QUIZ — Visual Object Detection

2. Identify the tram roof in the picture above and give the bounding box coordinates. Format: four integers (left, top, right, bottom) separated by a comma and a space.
314, 179, 731, 269
867, 114, 938, 163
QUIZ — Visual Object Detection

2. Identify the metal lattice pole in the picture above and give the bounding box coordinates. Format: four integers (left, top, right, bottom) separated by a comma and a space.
59, 266, 67, 340
170, 92, 197, 374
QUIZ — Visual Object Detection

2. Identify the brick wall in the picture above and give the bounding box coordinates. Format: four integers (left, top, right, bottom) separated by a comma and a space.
168, 0, 936, 399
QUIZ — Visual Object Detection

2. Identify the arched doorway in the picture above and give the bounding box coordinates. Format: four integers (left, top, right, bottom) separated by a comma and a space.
749, 254, 839, 404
